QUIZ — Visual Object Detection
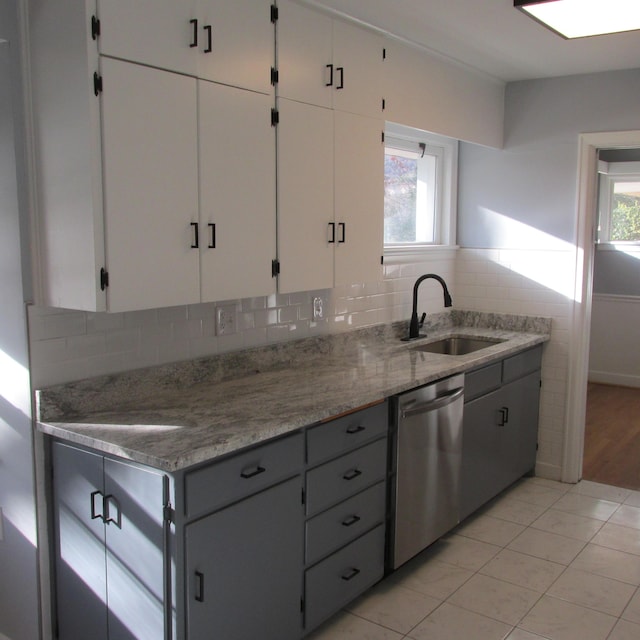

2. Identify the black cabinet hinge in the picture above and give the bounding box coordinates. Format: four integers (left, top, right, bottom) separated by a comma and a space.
271, 259, 280, 277
271, 66, 279, 86
163, 505, 175, 523
271, 4, 279, 22
100, 267, 109, 290
91, 15, 101, 40
271, 108, 279, 126
93, 72, 103, 96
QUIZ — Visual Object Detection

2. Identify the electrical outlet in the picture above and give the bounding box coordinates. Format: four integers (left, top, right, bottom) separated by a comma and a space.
313, 297, 324, 320
216, 305, 237, 336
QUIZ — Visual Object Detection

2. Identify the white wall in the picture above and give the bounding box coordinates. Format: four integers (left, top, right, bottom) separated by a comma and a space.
589, 294, 640, 388
457, 67, 640, 480
0, 29, 41, 640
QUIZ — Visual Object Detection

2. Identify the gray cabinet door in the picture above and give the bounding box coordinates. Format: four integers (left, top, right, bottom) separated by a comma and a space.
186, 477, 303, 640
53, 443, 108, 640
52, 443, 167, 640
104, 459, 167, 640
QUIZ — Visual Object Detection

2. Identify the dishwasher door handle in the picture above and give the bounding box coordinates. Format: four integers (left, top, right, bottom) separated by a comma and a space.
401, 387, 464, 418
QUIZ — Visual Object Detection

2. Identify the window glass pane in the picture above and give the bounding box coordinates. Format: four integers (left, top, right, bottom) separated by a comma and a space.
384, 152, 417, 243
611, 181, 640, 241
384, 150, 437, 244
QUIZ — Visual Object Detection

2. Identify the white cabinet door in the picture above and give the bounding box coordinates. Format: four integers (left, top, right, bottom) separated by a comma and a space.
277, 0, 333, 109
100, 58, 200, 312
332, 20, 384, 119
196, 0, 275, 94
334, 111, 384, 287
97, 0, 198, 76
277, 99, 334, 294
277, 1, 383, 117
198, 81, 276, 302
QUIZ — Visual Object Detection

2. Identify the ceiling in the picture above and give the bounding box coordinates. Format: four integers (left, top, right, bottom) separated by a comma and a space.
308, 0, 640, 83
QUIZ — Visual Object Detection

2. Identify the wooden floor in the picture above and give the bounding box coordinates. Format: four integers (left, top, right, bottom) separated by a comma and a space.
583, 382, 640, 490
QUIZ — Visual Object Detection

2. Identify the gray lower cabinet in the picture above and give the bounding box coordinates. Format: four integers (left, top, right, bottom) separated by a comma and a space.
185, 476, 304, 640
460, 346, 542, 520
52, 441, 169, 640
303, 402, 388, 634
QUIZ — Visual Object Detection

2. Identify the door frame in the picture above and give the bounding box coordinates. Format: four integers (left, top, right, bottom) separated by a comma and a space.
562, 130, 640, 483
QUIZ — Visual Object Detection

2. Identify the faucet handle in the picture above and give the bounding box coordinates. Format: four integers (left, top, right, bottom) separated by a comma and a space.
419, 312, 426, 328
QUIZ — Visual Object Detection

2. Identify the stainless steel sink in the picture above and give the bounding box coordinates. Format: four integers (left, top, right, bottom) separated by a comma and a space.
411, 336, 505, 355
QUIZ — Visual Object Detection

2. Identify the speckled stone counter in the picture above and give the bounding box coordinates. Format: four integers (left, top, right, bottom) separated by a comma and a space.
36, 310, 551, 472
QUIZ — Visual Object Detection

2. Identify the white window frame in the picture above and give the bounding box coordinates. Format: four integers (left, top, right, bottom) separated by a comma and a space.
597, 160, 640, 246
383, 122, 458, 257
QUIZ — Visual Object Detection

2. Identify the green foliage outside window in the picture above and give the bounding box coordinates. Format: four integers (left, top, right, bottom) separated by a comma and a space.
611, 193, 640, 241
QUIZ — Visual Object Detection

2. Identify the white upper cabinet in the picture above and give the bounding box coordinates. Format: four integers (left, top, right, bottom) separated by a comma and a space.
277, 0, 384, 119
97, 0, 274, 94
97, 0, 199, 77
277, 100, 383, 294
198, 81, 276, 302
100, 58, 200, 312
333, 111, 384, 288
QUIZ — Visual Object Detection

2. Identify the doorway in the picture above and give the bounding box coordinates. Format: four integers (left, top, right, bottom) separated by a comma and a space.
563, 131, 640, 487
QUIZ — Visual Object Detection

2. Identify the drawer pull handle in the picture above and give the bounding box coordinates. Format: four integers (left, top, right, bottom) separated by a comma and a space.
343, 469, 362, 481
342, 515, 361, 527
341, 567, 360, 581
240, 465, 266, 479
346, 425, 365, 434
195, 571, 204, 602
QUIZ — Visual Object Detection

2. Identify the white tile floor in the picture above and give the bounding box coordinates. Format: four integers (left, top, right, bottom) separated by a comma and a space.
307, 478, 640, 640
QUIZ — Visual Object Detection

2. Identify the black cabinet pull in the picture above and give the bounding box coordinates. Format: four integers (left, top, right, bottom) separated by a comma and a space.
240, 465, 266, 479
343, 468, 362, 481
503, 406, 509, 423
497, 407, 509, 427
341, 567, 360, 581
90, 490, 104, 521
195, 571, 204, 602
104, 494, 122, 529
328, 222, 336, 243
189, 19, 198, 48
203, 24, 212, 53
191, 222, 199, 248
325, 63, 334, 87
338, 222, 346, 243
346, 424, 365, 435
336, 66, 344, 90
341, 515, 361, 527
208, 223, 216, 248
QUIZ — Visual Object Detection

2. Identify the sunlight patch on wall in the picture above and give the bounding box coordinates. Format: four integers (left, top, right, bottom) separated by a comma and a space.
480, 207, 577, 300
0, 348, 30, 415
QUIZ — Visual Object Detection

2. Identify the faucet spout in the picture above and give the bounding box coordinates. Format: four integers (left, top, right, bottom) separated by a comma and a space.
406, 273, 452, 340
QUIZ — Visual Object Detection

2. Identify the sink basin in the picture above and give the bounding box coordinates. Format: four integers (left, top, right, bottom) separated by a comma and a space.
411, 336, 505, 356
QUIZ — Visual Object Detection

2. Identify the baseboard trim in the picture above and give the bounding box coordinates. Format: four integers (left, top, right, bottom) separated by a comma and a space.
588, 370, 640, 389
535, 461, 563, 482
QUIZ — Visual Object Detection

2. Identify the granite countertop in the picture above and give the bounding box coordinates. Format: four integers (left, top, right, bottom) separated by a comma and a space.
36, 310, 551, 472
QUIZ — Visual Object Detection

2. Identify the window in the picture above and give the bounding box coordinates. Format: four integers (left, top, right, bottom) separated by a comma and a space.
384, 123, 458, 253
597, 161, 640, 243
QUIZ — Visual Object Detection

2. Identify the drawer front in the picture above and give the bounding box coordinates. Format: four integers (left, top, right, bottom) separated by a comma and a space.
306, 438, 387, 516
464, 362, 502, 402
304, 525, 385, 632
185, 432, 303, 519
503, 345, 543, 384
305, 481, 386, 566
307, 402, 388, 465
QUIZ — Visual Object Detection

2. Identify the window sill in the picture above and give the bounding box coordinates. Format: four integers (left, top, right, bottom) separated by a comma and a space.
596, 242, 640, 253
383, 244, 459, 264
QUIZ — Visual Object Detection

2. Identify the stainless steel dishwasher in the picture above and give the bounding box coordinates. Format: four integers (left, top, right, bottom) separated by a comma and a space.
391, 373, 464, 569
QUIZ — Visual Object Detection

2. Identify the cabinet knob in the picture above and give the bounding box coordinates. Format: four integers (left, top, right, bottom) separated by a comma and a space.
343, 468, 362, 481
240, 465, 266, 479
341, 567, 360, 581
346, 424, 365, 435
341, 515, 361, 527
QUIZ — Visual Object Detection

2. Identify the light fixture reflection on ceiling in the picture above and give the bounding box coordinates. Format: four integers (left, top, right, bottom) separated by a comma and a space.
515, 0, 640, 39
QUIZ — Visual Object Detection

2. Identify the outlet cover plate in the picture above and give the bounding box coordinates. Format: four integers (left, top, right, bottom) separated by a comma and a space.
216, 305, 237, 336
